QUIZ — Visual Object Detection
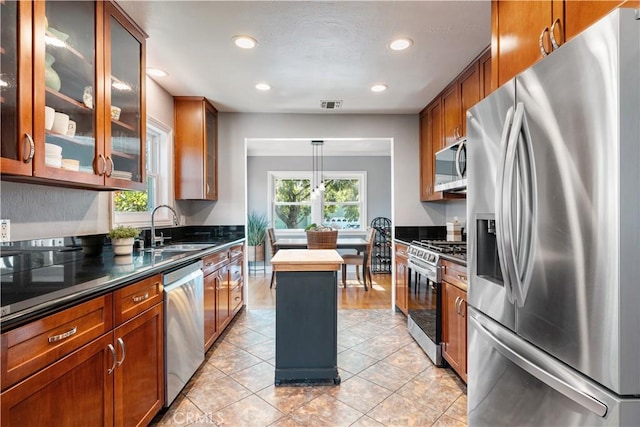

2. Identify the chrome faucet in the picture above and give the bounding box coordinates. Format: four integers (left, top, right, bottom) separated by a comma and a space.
151, 204, 179, 247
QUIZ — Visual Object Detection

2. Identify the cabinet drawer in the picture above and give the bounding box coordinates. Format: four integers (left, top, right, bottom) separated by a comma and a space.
229, 244, 244, 260
442, 260, 468, 291
230, 284, 243, 314
395, 243, 408, 260
1, 294, 113, 390
203, 250, 229, 276
113, 275, 163, 325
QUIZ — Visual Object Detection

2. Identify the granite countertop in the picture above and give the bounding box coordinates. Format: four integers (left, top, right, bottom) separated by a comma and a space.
0, 236, 245, 330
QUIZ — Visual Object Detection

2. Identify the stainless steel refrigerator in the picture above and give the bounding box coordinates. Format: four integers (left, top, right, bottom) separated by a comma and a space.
466, 8, 640, 426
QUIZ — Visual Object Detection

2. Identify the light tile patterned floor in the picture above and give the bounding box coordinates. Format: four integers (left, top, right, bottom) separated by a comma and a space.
151, 309, 467, 427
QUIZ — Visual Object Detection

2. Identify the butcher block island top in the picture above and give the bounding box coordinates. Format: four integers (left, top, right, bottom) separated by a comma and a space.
271, 249, 343, 272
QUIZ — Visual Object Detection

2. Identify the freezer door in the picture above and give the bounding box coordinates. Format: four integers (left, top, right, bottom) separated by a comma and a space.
466, 80, 516, 331
512, 9, 640, 395
468, 308, 640, 427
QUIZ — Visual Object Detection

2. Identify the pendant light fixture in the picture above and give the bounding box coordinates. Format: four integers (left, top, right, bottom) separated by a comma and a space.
310, 140, 325, 200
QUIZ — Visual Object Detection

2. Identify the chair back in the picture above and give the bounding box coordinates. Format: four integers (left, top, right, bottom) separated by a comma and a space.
267, 228, 277, 255
306, 230, 338, 249
366, 227, 377, 262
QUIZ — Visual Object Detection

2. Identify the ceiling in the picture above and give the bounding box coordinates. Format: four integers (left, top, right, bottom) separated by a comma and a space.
117, 0, 491, 115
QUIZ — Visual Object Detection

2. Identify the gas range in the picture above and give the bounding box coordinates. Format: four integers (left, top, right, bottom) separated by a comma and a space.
407, 240, 467, 282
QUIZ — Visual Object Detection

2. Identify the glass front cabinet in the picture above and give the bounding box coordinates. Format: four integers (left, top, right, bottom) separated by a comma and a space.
0, 0, 146, 191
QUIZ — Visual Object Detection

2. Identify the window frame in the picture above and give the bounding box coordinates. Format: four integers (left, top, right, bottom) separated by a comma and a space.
112, 116, 174, 228
267, 170, 367, 235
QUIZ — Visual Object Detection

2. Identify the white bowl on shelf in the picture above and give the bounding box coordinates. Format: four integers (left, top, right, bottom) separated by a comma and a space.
45, 143, 62, 156
45, 107, 55, 130
61, 158, 80, 171
45, 155, 62, 168
52, 112, 69, 134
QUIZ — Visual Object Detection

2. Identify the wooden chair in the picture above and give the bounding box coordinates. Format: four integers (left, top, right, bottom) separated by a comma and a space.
267, 228, 278, 288
341, 227, 376, 291
306, 230, 338, 249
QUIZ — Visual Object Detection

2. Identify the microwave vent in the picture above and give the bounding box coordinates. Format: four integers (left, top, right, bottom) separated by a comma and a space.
321, 100, 342, 110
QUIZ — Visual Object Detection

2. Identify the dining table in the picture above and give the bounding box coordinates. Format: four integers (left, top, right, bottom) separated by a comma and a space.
274, 237, 370, 283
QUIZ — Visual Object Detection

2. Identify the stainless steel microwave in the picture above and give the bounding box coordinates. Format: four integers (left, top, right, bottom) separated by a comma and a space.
434, 139, 467, 192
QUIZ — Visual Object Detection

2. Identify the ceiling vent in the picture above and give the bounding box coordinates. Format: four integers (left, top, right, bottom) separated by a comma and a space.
321, 100, 342, 110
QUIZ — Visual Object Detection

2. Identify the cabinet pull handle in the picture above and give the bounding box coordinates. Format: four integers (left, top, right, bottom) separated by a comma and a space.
132, 292, 149, 303
550, 18, 562, 50
116, 338, 126, 367
97, 154, 106, 176
460, 299, 465, 318
106, 156, 114, 177
539, 27, 550, 57
23, 133, 35, 163
107, 344, 117, 374
457, 274, 467, 283
48, 326, 78, 343
454, 296, 461, 315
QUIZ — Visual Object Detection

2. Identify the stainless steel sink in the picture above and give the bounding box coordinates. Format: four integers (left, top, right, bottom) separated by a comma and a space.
150, 243, 213, 252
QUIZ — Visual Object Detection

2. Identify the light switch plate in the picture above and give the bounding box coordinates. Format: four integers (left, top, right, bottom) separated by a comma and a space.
0, 219, 10, 242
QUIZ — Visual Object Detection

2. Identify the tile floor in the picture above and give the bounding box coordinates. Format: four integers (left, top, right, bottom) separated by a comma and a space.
151, 309, 467, 427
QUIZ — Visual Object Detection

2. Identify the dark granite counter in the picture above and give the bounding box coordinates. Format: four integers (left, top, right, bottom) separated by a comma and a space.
0, 226, 244, 330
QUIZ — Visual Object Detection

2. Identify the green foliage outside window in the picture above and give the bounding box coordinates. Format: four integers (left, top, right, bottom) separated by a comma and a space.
274, 179, 311, 229
114, 191, 148, 212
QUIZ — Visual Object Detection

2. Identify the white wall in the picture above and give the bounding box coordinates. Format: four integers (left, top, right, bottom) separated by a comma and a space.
189, 113, 445, 227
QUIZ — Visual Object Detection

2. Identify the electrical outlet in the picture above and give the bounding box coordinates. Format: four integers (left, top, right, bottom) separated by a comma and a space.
0, 220, 10, 243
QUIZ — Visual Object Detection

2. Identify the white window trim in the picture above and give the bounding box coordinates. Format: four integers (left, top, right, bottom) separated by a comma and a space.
267, 170, 367, 236
111, 115, 174, 228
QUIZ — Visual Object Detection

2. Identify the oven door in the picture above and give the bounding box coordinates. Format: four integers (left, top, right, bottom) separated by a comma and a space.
434, 139, 467, 192
406, 259, 443, 366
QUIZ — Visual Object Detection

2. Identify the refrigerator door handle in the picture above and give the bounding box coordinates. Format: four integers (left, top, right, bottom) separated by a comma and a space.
469, 310, 608, 418
495, 106, 516, 303
502, 102, 535, 307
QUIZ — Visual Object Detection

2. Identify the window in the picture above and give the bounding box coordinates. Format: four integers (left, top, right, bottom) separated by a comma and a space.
269, 171, 366, 232
113, 117, 172, 226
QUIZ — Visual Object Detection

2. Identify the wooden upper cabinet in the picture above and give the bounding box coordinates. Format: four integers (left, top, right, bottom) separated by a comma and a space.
479, 47, 492, 99
459, 61, 481, 138
0, 0, 146, 191
441, 82, 461, 147
564, 0, 638, 40
491, 0, 560, 88
420, 101, 440, 202
174, 96, 218, 200
491, 0, 636, 88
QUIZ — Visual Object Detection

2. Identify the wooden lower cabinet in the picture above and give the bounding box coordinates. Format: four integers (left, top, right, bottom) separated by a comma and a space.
394, 243, 409, 315
114, 303, 164, 427
1, 279, 165, 426
441, 260, 468, 383
217, 264, 231, 333
204, 271, 219, 350
1, 333, 115, 427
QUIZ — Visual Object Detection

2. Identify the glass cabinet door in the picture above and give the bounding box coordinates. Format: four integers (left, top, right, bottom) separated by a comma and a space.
205, 105, 218, 200
34, 0, 102, 185
105, 3, 145, 190
1, 0, 34, 176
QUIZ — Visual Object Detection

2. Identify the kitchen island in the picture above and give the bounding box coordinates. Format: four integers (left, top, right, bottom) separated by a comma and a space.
270, 249, 343, 385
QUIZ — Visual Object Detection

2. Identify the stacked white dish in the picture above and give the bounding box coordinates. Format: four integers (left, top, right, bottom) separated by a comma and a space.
61, 158, 80, 171
45, 143, 62, 168
112, 170, 132, 180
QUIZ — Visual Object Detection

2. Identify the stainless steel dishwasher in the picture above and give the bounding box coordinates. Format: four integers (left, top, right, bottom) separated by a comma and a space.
163, 261, 204, 406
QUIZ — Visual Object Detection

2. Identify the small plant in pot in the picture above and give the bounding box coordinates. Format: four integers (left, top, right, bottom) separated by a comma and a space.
247, 211, 269, 262
107, 225, 140, 256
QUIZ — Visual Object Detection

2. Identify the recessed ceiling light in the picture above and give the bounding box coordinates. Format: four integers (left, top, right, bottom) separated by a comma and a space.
255, 83, 271, 91
233, 35, 258, 49
146, 68, 169, 77
371, 84, 388, 93
389, 37, 413, 51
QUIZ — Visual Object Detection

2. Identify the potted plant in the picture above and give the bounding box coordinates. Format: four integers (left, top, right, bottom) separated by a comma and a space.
108, 225, 140, 256
247, 211, 269, 262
